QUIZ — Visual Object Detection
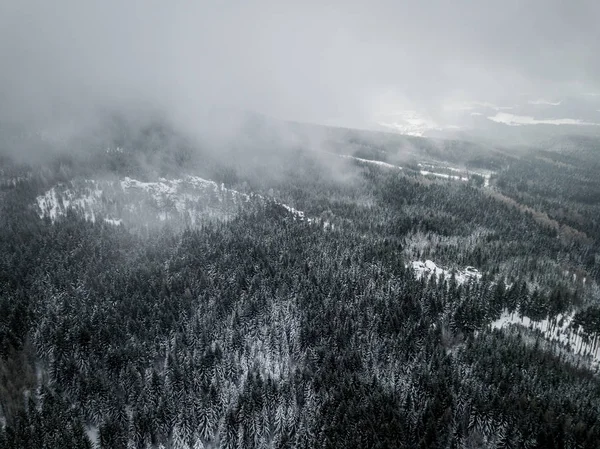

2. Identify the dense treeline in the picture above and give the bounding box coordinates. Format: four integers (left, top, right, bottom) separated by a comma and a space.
1, 128, 600, 448
0, 186, 598, 448
495, 138, 600, 282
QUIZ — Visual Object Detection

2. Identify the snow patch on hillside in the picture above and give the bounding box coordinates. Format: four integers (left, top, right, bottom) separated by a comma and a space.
340, 154, 403, 170
417, 163, 493, 186
85, 425, 99, 448
104, 218, 122, 226
36, 183, 103, 222
332, 153, 493, 187
36, 176, 311, 226
477, 170, 493, 188
410, 260, 482, 285
488, 113, 600, 127
491, 310, 600, 369
279, 203, 312, 223
420, 170, 468, 182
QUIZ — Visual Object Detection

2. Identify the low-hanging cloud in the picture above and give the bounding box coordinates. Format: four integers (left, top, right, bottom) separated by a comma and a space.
1, 0, 599, 137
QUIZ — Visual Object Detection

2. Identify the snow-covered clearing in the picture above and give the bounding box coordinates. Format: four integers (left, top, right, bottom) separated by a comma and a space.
330, 153, 493, 187
36, 183, 104, 222
420, 170, 468, 182
36, 176, 312, 226
417, 163, 493, 186
491, 310, 600, 370
340, 154, 403, 170
410, 260, 482, 285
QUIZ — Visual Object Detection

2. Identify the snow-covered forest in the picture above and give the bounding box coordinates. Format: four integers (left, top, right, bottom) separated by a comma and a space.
1, 119, 600, 449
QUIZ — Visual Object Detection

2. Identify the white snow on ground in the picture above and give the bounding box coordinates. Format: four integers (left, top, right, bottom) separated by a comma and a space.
104, 218, 122, 226
491, 310, 600, 370
333, 154, 492, 186
118, 176, 244, 216
36, 182, 103, 222
420, 170, 468, 182
410, 260, 482, 285
416, 163, 493, 185
279, 203, 313, 223
477, 170, 493, 188
418, 163, 461, 172
85, 425, 99, 448
36, 176, 311, 226
340, 154, 402, 170
488, 112, 600, 127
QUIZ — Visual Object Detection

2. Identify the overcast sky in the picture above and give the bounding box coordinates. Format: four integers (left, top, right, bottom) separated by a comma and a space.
1, 0, 599, 133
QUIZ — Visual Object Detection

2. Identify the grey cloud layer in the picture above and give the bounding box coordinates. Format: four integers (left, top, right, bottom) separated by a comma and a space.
1, 0, 598, 129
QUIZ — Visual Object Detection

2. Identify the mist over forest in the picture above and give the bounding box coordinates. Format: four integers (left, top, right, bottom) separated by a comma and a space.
2, 1, 600, 449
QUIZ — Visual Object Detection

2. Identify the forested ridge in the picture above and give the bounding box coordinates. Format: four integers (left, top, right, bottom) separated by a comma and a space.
1, 122, 600, 448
